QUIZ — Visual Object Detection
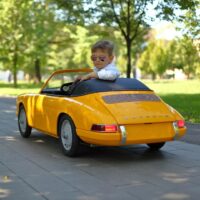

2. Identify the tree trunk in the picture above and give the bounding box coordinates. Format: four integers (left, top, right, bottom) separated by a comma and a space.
133, 53, 139, 78
34, 58, 41, 83
152, 72, 156, 80
126, 38, 132, 78
13, 51, 18, 87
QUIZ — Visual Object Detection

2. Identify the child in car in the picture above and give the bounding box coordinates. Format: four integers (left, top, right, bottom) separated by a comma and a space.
76, 40, 120, 81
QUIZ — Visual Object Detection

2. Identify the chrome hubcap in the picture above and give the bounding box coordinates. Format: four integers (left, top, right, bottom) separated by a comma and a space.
19, 109, 26, 132
61, 120, 72, 151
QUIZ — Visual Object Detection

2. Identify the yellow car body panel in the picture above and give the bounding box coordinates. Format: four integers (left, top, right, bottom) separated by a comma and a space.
16, 69, 186, 147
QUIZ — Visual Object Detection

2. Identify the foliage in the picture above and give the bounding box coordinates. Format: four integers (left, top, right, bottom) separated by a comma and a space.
0, 0, 57, 86
0, 0, 199, 84
86, 0, 151, 78
155, 0, 199, 21
180, 9, 200, 38
137, 36, 200, 79
47, 25, 93, 70
175, 37, 200, 78
48, 0, 86, 24
137, 40, 171, 79
82, 0, 199, 78
24, 1, 57, 82
0, 0, 33, 86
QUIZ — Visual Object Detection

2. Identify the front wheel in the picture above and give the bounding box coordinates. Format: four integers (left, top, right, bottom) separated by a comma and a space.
147, 142, 165, 151
58, 115, 80, 157
18, 105, 32, 138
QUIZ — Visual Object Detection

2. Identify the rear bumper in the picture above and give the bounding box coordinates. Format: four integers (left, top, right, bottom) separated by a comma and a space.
76, 122, 187, 146
77, 129, 121, 146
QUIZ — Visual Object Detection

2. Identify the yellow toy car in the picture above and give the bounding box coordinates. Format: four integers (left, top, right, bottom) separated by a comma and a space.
16, 69, 186, 156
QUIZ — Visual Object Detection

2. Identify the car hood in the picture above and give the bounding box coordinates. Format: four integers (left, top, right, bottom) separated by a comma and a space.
96, 91, 176, 125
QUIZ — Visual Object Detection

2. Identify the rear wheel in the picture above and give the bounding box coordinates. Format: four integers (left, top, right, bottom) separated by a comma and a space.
147, 142, 165, 151
18, 105, 32, 138
58, 115, 80, 157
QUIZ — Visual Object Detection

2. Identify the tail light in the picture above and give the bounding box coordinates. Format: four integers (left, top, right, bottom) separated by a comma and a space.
177, 120, 185, 128
173, 120, 185, 140
91, 124, 118, 132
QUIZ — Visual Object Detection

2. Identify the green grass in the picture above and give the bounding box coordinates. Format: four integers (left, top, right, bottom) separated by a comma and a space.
144, 80, 200, 95
0, 82, 42, 96
144, 80, 200, 123
0, 80, 200, 123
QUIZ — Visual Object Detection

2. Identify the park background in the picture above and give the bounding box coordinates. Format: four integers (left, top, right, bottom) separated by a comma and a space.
0, 0, 199, 122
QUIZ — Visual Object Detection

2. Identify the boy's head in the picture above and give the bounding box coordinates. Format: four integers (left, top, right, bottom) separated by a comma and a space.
91, 40, 114, 69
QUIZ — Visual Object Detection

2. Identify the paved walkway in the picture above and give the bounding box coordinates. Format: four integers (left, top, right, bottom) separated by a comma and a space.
181, 123, 200, 145
0, 97, 200, 200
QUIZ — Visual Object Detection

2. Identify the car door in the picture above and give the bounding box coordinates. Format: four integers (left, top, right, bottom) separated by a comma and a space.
31, 94, 48, 132
41, 94, 61, 136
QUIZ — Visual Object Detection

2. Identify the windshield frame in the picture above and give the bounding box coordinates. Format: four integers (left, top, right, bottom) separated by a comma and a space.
39, 69, 92, 94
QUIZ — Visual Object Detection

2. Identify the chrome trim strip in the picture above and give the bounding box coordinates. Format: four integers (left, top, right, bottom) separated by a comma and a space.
120, 125, 126, 145
173, 122, 179, 140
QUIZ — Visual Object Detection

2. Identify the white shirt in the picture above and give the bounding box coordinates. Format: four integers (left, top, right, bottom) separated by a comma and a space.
93, 63, 120, 81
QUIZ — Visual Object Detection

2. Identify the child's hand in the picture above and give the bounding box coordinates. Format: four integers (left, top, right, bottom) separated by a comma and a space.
75, 72, 98, 82
80, 74, 90, 81
74, 75, 89, 82
74, 75, 82, 82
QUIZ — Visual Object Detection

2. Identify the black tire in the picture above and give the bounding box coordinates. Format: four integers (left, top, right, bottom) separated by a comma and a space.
18, 105, 32, 138
147, 142, 165, 151
58, 115, 80, 157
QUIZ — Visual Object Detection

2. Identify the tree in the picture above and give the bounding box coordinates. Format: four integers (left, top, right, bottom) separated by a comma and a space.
48, 0, 86, 24
25, 1, 57, 83
180, 8, 200, 39
137, 40, 170, 79
47, 25, 95, 70
49, 0, 150, 78
49, 0, 199, 78
137, 37, 200, 79
88, 0, 150, 78
0, 0, 58, 85
86, 0, 199, 78
175, 37, 200, 78
0, 0, 33, 87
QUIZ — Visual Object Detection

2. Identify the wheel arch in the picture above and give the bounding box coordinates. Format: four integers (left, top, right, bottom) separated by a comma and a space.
16, 102, 24, 116
19, 102, 24, 108
18, 101, 33, 129
17, 101, 32, 138
57, 113, 74, 137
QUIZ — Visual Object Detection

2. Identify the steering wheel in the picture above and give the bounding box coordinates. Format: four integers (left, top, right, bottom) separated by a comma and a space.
60, 82, 72, 93
60, 81, 80, 95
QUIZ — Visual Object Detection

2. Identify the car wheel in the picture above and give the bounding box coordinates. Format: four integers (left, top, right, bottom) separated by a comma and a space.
58, 115, 80, 157
18, 105, 32, 138
147, 142, 165, 150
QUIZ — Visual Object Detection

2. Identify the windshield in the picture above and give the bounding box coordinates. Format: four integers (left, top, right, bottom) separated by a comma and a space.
43, 71, 89, 90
